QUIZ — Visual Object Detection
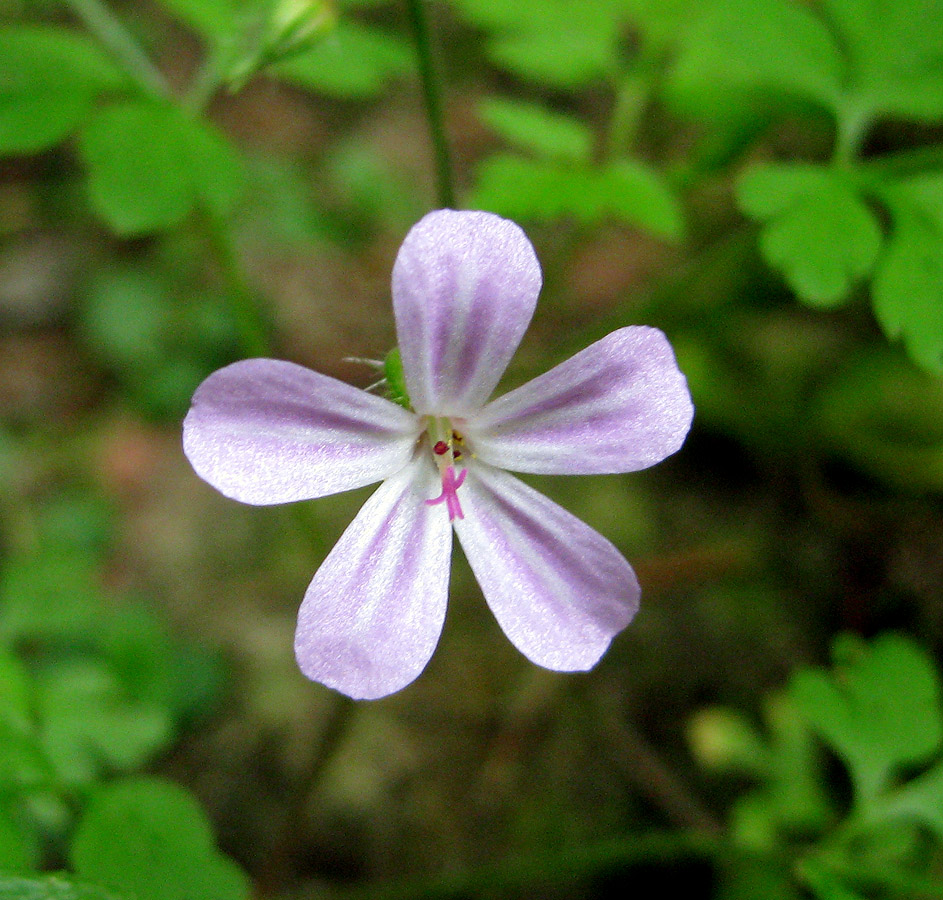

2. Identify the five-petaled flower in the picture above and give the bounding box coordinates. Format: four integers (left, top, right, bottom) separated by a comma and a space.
183, 210, 694, 700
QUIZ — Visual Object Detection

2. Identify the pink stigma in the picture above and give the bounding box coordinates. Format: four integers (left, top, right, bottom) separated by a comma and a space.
425, 465, 467, 520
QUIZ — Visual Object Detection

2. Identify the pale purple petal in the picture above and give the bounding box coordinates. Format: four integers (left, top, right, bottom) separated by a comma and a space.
392, 209, 542, 417
462, 327, 693, 475
183, 359, 421, 505
453, 463, 639, 671
294, 455, 451, 700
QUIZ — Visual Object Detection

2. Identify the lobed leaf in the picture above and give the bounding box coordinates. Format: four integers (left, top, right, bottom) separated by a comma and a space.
669, 0, 844, 115
790, 633, 943, 804
448, 0, 624, 88
872, 173, 943, 375
79, 100, 243, 235
471, 154, 683, 240
0, 26, 127, 155
737, 164, 881, 307
822, 0, 943, 121
478, 97, 594, 163
37, 661, 174, 789
268, 20, 410, 98
71, 778, 250, 900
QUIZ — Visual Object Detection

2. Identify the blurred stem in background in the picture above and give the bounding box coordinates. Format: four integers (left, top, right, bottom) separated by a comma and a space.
65, 0, 169, 97
404, 0, 455, 208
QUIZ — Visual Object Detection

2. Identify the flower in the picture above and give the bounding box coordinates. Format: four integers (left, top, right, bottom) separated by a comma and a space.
183, 210, 694, 700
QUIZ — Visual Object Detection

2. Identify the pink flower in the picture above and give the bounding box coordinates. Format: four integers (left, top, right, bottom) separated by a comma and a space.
183, 210, 694, 699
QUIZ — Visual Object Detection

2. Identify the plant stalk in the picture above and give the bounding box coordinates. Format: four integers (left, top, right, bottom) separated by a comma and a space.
404, 0, 456, 209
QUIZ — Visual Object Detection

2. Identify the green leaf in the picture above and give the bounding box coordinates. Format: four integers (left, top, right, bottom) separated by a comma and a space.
71, 778, 249, 900
153, 0, 251, 43
813, 351, 943, 492
737, 164, 881, 307
471, 154, 683, 240
78, 100, 243, 235
449, 0, 624, 87
791, 633, 943, 803
0, 804, 37, 875
872, 173, 943, 375
669, 0, 844, 113
0, 654, 30, 736
478, 98, 593, 163
0, 876, 124, 900
822, 0, 943, 120
882, 760, 943, 839
617, 0, 699, 47
269, 20, 410, 98
37, 661, 174, 789
0, 26, 127, 155
0, 550, 104, 645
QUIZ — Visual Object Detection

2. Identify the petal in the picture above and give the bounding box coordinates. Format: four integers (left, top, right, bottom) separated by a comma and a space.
463, 327, 694, 474
453, 463, 639, 671
294, 455, 452, 700
392, 209, 542, 417
183, 358, 421, 505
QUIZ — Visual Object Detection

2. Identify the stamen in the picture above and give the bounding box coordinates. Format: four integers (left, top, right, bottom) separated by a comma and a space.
433, 440, 449, 455
425, 465, 467, 520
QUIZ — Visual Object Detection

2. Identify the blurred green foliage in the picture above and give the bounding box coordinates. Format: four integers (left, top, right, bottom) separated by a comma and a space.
2, 0, 943, 898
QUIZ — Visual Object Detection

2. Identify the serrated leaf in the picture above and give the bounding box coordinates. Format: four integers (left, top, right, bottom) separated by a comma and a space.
79, 100, 243, 235
791, 633, 943, 804
0, 876, 124, 900
669, 0, 844, 113
71, 778, 249, 900
478, 98, 593, 163
471, 154, 683, 240
738, 164, 881, 307
0, 26, 127, 155
822, 0, 943, 121
872, 174, 943, 375
269, 20, 410, 98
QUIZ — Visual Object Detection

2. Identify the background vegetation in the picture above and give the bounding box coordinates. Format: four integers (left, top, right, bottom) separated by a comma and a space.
2, 0, 943, 897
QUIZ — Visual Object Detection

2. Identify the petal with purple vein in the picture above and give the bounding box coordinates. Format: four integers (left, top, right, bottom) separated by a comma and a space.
463, 327, 693, 475
454, 462, 639, 671
392, 210, 542, 417
295, 455, 452, 699
183, 358, 421, 505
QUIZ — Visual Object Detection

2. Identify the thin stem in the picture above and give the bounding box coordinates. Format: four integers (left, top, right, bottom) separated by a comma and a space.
404, 0, 456, 209
604, 42, 662, 162
832, 103, 871, 167
65, 0, 169, 98
184, 50, 228, 114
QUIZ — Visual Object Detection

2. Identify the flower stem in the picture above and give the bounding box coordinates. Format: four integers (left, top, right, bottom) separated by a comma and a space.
65, 0, 170, 98
404, 0, 456, 209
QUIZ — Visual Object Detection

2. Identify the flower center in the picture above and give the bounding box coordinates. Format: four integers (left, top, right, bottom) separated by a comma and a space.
424, 417, 467, 520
